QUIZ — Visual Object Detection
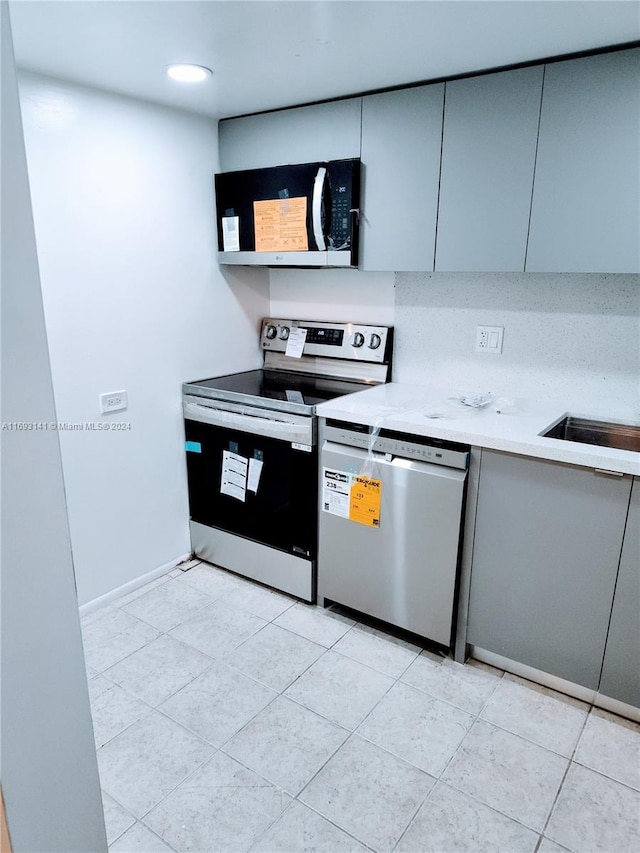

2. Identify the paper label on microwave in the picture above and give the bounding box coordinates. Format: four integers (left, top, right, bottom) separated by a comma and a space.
222, 216, 240, 251
253, 197, 308, 252
322, 467, 381, 527
221, 450, 247, 501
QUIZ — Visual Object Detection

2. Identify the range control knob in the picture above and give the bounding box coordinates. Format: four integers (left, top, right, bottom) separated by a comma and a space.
368, 333, 382, 350
352, 332, 365, 348
278, 325, 290, 340
264, 324, 277, 340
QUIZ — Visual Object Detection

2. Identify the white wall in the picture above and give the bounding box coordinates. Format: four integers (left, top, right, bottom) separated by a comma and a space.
1, 6, 106, 848
19, 73, 269, 605
394, 272, 640, 418
269, 269, 639, 418
269, 268, 395, 326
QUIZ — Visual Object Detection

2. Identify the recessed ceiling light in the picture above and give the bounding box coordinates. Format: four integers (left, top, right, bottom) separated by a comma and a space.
166, 64, 213, 83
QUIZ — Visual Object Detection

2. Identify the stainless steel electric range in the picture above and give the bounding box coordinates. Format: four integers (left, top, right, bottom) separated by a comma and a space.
182, 318, 393, 601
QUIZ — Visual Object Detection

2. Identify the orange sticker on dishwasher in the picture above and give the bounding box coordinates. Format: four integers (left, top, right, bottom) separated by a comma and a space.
349, 475, 381, 527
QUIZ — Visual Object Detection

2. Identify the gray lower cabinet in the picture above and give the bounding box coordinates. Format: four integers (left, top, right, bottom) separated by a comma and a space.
435, 65, 543, 272
526, 48, 640, 273
467, 450, 632, 690
599, 478, 640, 707
218, 97, 362, 172
360, 85, 444, 271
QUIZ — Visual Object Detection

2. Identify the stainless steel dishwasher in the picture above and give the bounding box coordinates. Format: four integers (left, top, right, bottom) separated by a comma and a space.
318, 418, 469, 648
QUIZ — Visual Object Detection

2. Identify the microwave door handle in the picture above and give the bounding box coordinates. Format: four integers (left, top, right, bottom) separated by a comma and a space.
312, 166, 327, 251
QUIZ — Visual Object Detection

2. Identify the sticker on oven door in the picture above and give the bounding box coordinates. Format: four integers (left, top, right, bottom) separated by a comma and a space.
322, 468, 382, 527
247, 457, 263, 493
221, 450, 248, 502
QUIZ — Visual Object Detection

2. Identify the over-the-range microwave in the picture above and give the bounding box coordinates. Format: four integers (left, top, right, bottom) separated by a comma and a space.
214, 158, 360, 268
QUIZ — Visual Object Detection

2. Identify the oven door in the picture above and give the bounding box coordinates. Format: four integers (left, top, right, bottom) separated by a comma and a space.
184, 398, 317, 560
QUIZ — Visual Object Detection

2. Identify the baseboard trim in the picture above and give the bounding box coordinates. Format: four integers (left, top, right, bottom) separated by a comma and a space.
78, 553, 191, 617
471, 645, 640, 723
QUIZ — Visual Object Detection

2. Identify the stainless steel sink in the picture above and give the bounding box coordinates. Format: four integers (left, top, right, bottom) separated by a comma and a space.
542, 416, 640, 452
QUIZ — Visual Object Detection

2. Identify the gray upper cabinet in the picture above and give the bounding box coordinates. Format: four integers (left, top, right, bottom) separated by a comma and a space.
526, 48, 640, 273
435, 66, 543, 272
599, 478, 640, 708
218, 98, 362, 172
360, 85, 444, 271
467, 450, 632, 690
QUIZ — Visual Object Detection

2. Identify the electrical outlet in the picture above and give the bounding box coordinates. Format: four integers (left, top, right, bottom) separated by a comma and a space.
475, 326, 504, 354
100, 390, 128, 413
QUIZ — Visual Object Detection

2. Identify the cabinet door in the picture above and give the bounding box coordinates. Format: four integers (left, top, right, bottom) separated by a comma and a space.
360, 85, 444, 271
599, 478, 640, 707
467, 451, 631, 689
218, 98, 362, 172
435, 66, 543, 272
526, 48, 640, 272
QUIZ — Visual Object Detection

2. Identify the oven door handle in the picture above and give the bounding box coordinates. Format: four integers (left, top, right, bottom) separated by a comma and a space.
184, 402, 314, 445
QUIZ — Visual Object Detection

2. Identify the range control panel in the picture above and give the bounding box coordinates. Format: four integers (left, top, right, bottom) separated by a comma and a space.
260, 318, 392, 364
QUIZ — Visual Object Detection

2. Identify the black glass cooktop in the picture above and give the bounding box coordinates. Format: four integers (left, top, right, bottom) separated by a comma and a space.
184, 369, 370, 413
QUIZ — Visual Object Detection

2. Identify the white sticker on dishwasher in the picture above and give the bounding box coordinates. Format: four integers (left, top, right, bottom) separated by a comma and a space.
221, 450, 248, 502
322, 467, 350, 518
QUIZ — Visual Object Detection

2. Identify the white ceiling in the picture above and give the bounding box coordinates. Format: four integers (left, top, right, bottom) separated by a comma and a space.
9, 0, 640, 119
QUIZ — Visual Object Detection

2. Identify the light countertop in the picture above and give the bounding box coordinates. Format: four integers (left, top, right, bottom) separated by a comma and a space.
316, 383, 640, 476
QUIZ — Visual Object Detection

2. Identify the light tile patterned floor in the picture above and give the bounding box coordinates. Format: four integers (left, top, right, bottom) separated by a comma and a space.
82, 562, 640, 853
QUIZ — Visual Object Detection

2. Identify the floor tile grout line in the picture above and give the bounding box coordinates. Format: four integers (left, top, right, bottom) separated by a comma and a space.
102, 793, 138, 849
97, 633, 218, 692
221, 635, 331, 696
118, 587, 231, 634
268, 614, 357, 651
419, 674, 493, 784
93, 603, 297, 828
546, 704, 594, 807
435, 715, 571, 836
114, 739, 224, 837
94, 570, 424, 846
115, 819, 179, 853
465, 713, 588, 763
245, 796, 378, 853
569, 704, 640, 794
569, 756, 640, 795
293, 728, 440, 853
431, 776, 552, 840
389, 775, 440, 853
398, 672, 499, 720
93, 565, 640, 852
130, 722, 301, 838
535, 702, 640, 850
